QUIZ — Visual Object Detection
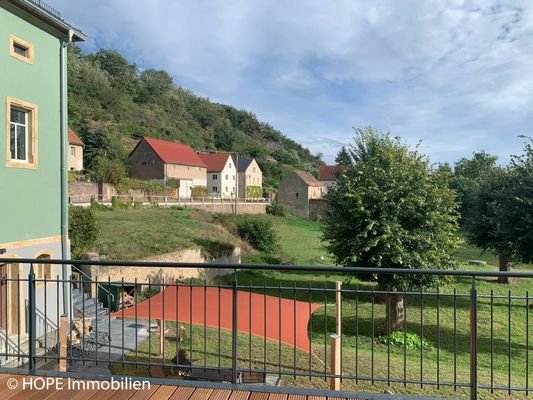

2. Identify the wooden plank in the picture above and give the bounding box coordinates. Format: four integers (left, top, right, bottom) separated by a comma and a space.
208, 389, 232, 400
249, 393, 269, 400
190, 388, 214, 400
227, 391, 250, 400
0, 375, 27, 399
287, 395, 306, 400
267, 394, 288, 400
128, 383, 159, 400
307, 397, 327, 400
149, 385, 176, 400
169, 386, 195, 400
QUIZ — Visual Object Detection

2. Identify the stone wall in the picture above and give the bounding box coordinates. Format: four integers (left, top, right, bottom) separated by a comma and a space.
78, 247, 240, 299
69, 182, 116, 203
309, 199, 329, 221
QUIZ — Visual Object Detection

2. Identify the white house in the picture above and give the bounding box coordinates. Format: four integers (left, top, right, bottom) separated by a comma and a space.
198, 152, 237, 198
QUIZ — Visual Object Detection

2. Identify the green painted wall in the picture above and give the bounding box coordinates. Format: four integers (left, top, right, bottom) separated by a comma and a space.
0, 5, 63, 243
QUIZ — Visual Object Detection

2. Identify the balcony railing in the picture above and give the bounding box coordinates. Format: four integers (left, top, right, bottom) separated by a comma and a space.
26, 0, 61, 19
0, 258, 531, 400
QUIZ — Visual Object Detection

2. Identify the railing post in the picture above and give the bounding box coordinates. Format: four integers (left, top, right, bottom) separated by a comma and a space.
232, 268, 238, 384
470, 277, 478, 400
28, 264, 36, 373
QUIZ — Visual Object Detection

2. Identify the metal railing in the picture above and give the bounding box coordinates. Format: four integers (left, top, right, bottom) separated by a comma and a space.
68, 194, 270, 205
27, 0, 61, 19
0, 258, 531, 400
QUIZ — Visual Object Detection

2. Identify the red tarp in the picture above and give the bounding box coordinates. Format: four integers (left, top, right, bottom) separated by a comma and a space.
113, 285, 321, 353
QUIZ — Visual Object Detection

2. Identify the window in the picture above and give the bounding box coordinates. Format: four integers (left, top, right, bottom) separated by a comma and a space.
35, 254, 53, 287
212, 186, 218, 192
233, 175, 235, 181
141, 161, 148, 166
225, 186, 229, 192
6, 98, 38, 169
253, 167, 256, 173
70, 146, 76, 157
213, 174, 218, 180
229, 162, 232, 168
9, 35, 34, 64
225, 174, 228, 180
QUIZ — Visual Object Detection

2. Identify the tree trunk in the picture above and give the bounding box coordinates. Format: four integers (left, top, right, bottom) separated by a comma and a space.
497, 252, 512, 284
384, 293, 405, 334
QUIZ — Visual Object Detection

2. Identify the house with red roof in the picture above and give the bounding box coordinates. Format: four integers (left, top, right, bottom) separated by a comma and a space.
198, 152, 237, 198
128, 137, 207, 198
318, 164, 337, 194
68, 128, 84, 171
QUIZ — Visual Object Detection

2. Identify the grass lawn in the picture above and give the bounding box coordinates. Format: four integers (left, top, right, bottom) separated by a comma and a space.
94, 208, 246, 260
97, 208, 532, 398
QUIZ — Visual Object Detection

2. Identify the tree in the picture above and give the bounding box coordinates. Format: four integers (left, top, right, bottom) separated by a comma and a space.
466, 138, 533, 283
69, 207, 99, 259
451, 151, 498, 224
323, 127, 460, 332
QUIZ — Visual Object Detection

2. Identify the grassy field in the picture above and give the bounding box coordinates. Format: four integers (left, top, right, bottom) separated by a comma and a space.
94, 208, 248, 260
96, 208, 532, 398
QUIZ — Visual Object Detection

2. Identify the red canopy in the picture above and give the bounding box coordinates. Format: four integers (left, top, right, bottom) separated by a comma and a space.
113, 285, 321, 353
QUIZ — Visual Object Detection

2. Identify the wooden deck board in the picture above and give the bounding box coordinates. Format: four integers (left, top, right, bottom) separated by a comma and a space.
249, 393, 270, 400
150, 385, 177, 400
268, 394, 288, 400
228, 391, 251, 400
169, 386, 196, 400
0, 374, 374, 400
190, 388, 214, 400
208, 389, 232, 400
287, 395, 306, 400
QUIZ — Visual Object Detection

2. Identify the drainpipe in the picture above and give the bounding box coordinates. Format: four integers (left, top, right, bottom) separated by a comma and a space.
60, 31, 74, 315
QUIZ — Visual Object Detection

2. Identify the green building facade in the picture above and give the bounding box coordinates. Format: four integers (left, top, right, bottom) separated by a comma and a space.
0, 0, 84, 335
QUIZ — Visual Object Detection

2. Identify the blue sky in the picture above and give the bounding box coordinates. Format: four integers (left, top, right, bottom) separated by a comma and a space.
50, 0, 533, 164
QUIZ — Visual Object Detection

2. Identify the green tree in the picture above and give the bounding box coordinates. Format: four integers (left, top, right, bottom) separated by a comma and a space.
69, 207, 99, 259
451, 151, 498, 224
91, 157, 127, 185
323, 127, 460, 332
466, 138, 533, 283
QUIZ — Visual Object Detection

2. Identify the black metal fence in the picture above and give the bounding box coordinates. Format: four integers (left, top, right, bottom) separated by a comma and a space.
0, 258, 531, 400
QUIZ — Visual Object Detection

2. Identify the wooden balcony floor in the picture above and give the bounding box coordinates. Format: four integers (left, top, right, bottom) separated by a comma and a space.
0, 374, 368, 400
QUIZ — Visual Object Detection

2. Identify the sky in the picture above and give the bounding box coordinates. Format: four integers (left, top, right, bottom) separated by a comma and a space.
49, 0, 533, 165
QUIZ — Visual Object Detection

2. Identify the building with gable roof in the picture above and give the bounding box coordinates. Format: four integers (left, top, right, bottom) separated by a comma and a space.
0, 0, 85, 338
237, 158, 262, 198
68, 127, 84, 171
128, 136, 207, 198
277, 170, 323, 219
318, 164, 337, 194
198, 152, 236, 198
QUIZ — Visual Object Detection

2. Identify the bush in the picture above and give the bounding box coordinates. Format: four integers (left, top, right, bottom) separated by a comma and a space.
69, 206, 99, 259
266, 202, 287, 217
191, 186, 208, 199
246, 186, 262, 198
236, 216, 279, 253
378, 331, 434, 351
90, 157, 127, 185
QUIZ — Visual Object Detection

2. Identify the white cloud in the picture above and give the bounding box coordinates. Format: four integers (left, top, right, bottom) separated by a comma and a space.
51, 0, 533, 164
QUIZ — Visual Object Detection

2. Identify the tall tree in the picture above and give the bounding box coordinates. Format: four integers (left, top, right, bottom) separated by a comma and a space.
466, 138, 533, 283
451, 151, 498, 224
323, 127, 460, 332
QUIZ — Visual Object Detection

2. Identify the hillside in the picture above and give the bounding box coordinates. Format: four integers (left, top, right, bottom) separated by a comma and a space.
67, 47, 322, 190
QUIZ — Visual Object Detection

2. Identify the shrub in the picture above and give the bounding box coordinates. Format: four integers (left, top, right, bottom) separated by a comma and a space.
91, 157, 127, 185
191, 186, 208, 198
69, 206, 99, 259
236, 216, 279, 253
246, 186, 262, 199
378, 331, 434, 351
266, 202, 287, 217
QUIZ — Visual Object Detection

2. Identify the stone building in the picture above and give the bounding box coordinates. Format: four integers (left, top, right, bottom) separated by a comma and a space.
277, 170, 323, 219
